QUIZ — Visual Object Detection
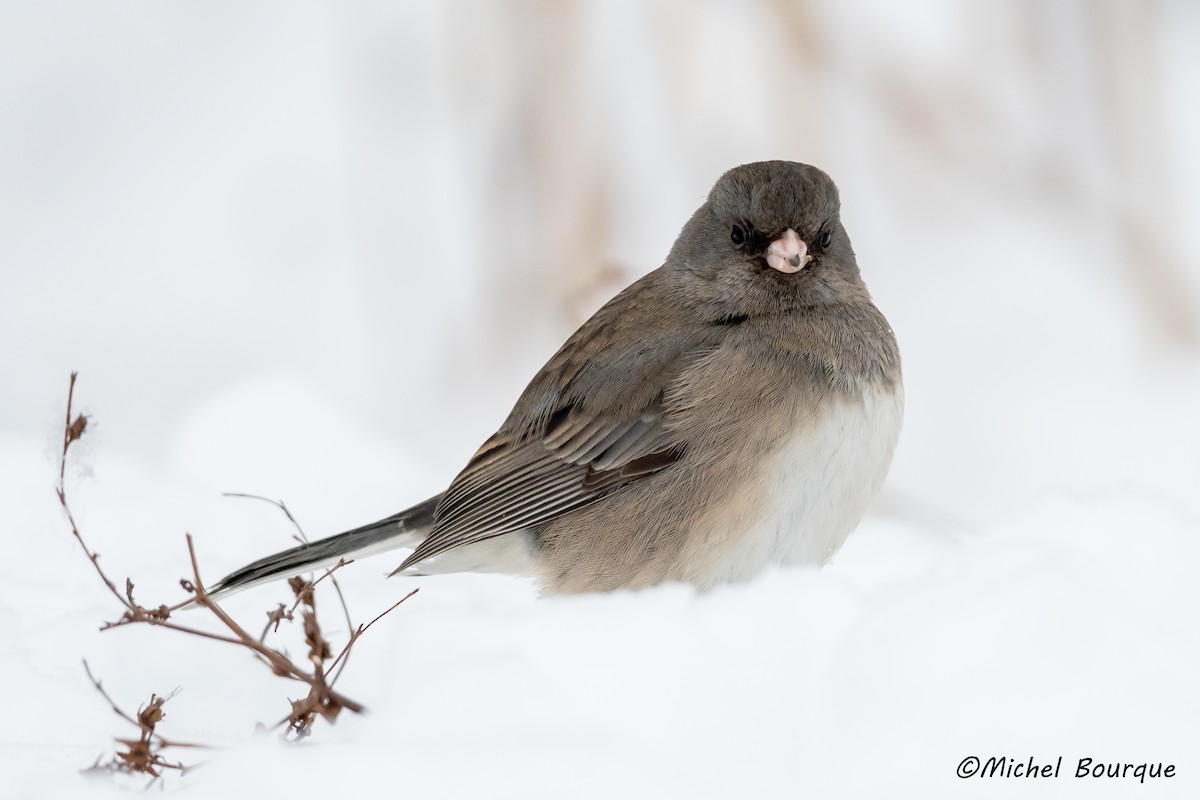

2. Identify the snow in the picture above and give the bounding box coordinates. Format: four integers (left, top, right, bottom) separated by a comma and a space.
3, 2, 1199, 798
4, 392, 1197, 798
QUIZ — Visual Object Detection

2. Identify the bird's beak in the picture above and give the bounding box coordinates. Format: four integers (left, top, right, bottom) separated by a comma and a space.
765, 228, 811, 274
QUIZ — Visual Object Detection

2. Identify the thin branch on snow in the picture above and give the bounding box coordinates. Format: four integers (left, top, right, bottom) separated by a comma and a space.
58, 372, 417, 778
81, 660, 203, 782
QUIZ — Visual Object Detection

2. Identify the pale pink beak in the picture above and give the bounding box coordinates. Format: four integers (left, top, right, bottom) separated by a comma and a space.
765, 228, 811, 273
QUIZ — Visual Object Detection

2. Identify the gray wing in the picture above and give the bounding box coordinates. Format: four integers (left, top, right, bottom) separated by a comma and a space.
392, 402, 685, 572
391, 269, 724, 574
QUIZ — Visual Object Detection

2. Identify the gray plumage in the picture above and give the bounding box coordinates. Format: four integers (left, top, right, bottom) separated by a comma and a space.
208, 161, 902, 597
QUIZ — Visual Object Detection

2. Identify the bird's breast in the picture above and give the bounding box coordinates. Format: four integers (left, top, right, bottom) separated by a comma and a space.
677, 382, 904, 586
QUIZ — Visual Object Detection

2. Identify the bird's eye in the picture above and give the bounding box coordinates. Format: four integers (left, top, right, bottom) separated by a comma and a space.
730, 225, 746, 245
819, 230, 833, 249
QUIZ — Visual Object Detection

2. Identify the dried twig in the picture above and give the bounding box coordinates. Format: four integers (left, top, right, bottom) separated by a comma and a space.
183, 533, 366, 717
221, 493, 307, 545
222, 492, 357, 661
81, 660, 203, 781
285, 559, 350, 616
326, 589, 418, 685
56, 372, 130, 614
57, 372, 417, 773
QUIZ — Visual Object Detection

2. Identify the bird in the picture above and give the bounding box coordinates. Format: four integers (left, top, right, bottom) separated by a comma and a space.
210, 160, 903, 597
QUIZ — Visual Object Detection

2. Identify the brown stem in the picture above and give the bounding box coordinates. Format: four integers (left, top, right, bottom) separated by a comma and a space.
184, 535, 364, 714
327, 588, 418, 682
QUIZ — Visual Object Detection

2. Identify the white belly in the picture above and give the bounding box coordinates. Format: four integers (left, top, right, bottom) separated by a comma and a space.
686, 385, 904, 586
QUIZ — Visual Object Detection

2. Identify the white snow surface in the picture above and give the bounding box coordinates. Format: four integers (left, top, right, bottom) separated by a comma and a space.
3, 2, 1200, 797
4, 387, 1198, 798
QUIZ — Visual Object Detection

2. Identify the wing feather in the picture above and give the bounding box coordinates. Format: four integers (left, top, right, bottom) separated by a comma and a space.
391, 272, 716, 574
394, 410, 682, 572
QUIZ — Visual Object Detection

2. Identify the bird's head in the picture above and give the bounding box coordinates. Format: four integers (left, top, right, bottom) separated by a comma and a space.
669, 161, 867, 318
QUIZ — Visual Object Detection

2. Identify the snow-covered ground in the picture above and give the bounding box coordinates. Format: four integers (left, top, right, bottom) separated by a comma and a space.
8, 393, 1198, 799
3, 2, 1199, 798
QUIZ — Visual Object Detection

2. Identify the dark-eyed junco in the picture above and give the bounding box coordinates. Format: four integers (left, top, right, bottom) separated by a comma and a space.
212, 161, 903, 595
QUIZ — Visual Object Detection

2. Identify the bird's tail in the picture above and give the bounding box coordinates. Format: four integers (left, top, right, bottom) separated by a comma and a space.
206, 494, 441, 597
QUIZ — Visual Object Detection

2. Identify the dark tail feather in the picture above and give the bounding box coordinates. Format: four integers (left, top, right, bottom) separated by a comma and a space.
207, 494, 441, 596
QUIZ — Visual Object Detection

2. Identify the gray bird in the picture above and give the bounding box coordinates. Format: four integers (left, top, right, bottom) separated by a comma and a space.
211, 161, 903, 596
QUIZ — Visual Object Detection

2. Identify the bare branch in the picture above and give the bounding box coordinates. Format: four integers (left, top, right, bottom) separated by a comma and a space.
81, 661, 208, 778
327, 588, 418, 683
221, 493, 308, 544
55, 374, 131, 615
184, 534, 365, 715
82, 660, 140, 730
60, 372, 418, 765
223, 492, 357, 656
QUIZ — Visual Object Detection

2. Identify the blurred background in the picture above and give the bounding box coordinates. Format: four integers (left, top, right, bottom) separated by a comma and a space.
2, 0, 1199, 534
3, 2, 1199, 796
4, 0, 1198, 534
